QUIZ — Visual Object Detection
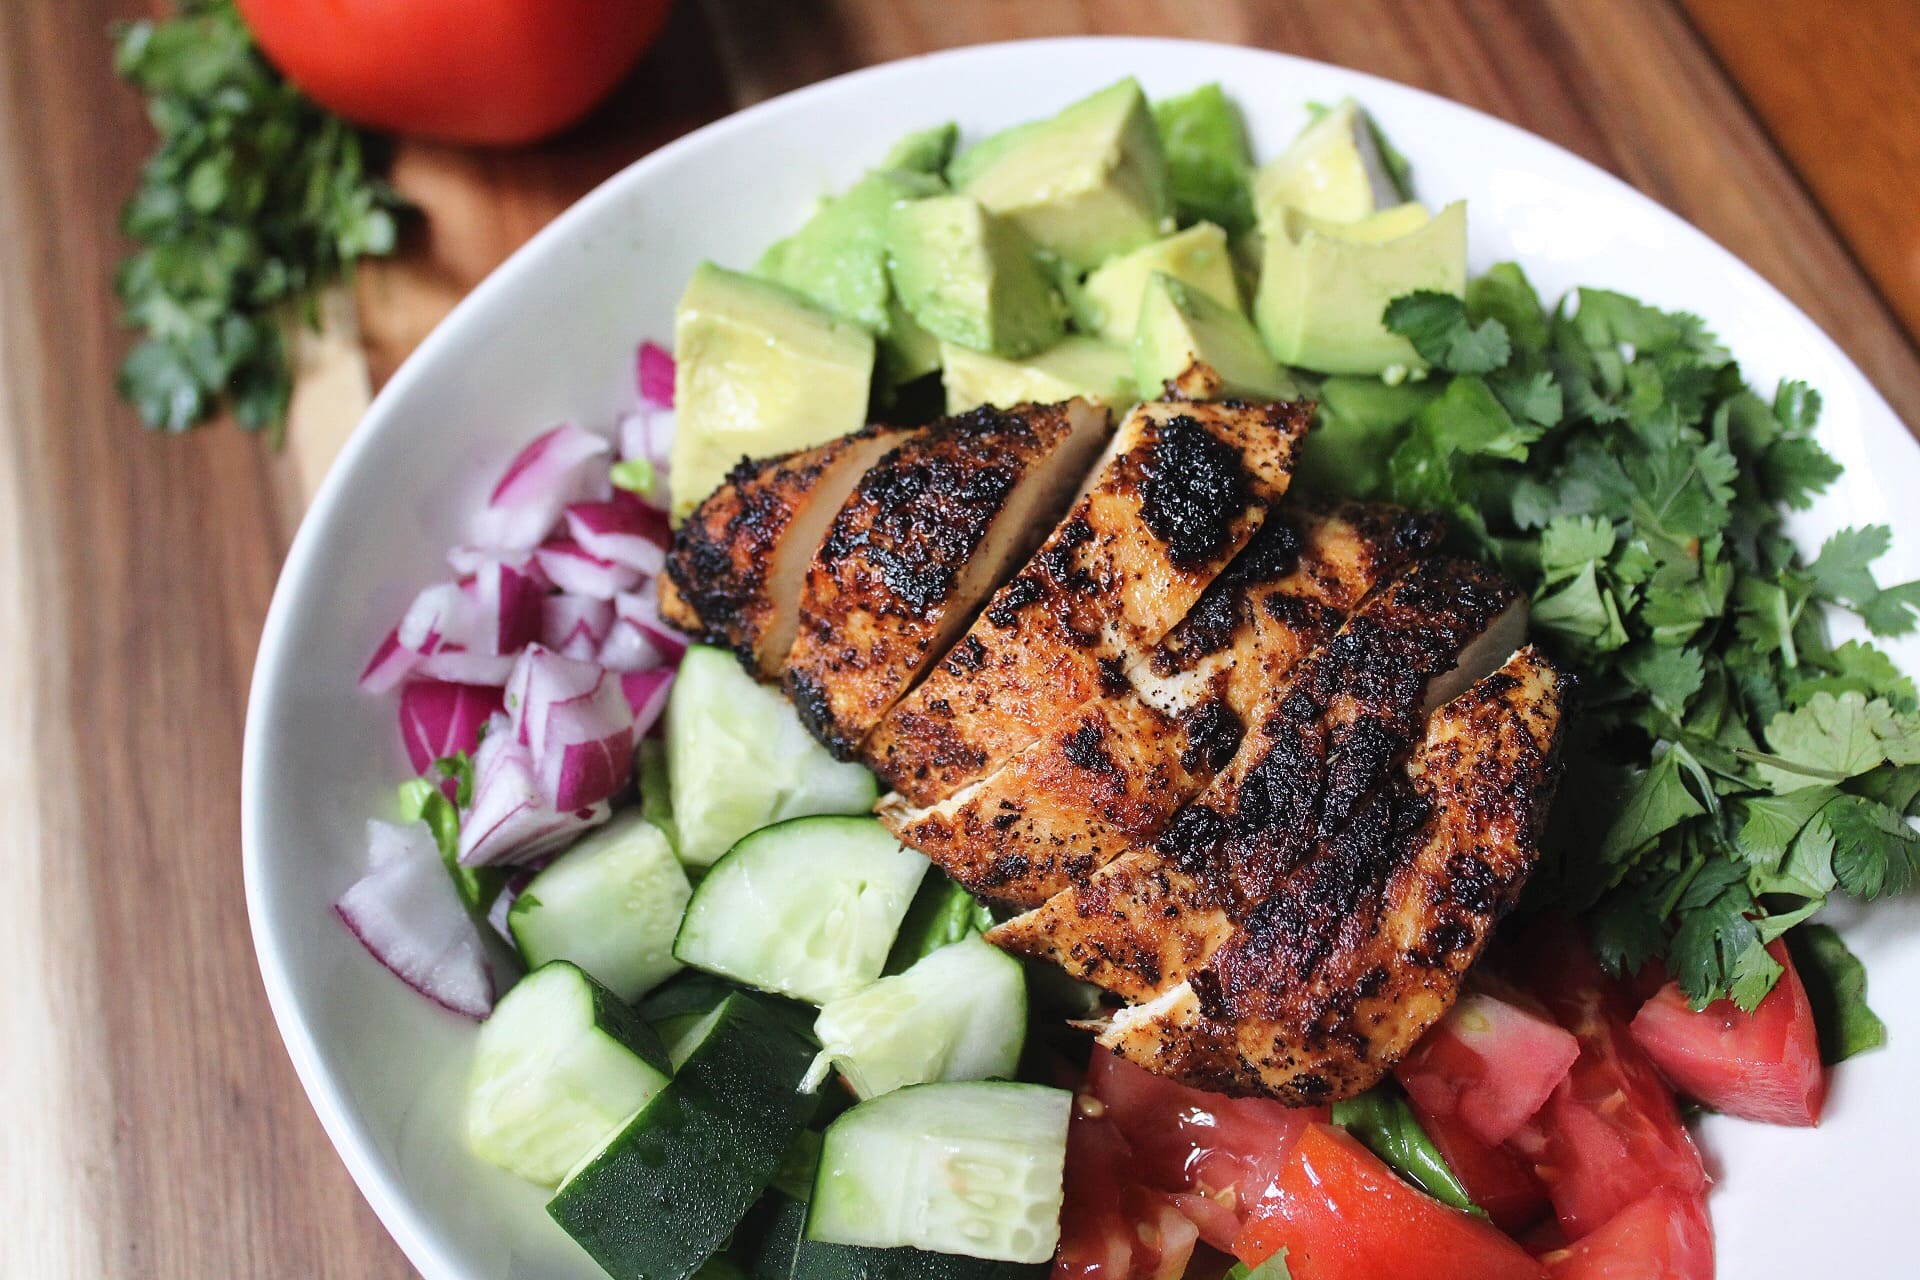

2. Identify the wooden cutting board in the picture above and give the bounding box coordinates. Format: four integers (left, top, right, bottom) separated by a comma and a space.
2, 1, 1915, 1276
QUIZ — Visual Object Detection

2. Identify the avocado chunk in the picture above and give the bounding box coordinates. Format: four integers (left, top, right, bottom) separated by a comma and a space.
941, 336, 1136, 414
878, 297, 943, 387
1253, 99, 1405, 227
756, 167, 946, 336
1152, 83, 1256, 233
1301, 375, 1440, 496
1134, 272, 1297, 401
671, 262, 875, 519
1254, 201, 1467, 375
1078, 221, 1240, 345
882, 122, 959, 175
951, 78, 1171, 270
885, 194, 1067, 358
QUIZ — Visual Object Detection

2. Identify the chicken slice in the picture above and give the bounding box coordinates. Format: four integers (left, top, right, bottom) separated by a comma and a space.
877, 501, 1444, 907
783, 399, 1110, 757
866, 398, 1312, 806
661, 424, 921, 676
988, 556, 1526, 1001
1095, 645, 1569, 1102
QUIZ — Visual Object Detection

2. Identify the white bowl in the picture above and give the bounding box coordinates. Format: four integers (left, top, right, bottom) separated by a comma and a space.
244, 36, 1920, 1279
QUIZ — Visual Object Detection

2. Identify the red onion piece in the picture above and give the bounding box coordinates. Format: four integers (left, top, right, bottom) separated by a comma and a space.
534, 539, 642, 600
360, 627, 421, 694
471, 425, 613, 552
414, 649, 518, 687
335, 820, 494, 1018
459, 720, 611, 867
637, 341, 675, 408
398, 680, 505, 775
565, 491, 669, 576
541, 594, 616, 661
470, 557, 546, 655
485, 869, 534, 943
621, 667, 674, 737
397, 581, 472, 653
598, 619, 668, 673
614, 589, 689, 663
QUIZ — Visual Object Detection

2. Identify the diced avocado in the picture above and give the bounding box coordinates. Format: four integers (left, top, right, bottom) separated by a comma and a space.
885, 194, 1066, 358
756, 168, 946, 335
671, 262, 875, 519
1134, 272, 1297, 402
1253, 99, 1404, 227
1254, 201, 1467, 375
1152, 83, 1256, 233
1078, 222, 1240, 345
882, 122, 959, 175
1300, 375, 1440, 496
951, 79, 1171, 270
941, 336, 1136, 414
877, 297, 943, 387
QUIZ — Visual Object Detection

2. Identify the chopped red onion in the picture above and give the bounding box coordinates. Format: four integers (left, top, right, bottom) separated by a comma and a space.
459, 720, 611, 867
485, 869, 534, 943
534, 539, 642, 600
397, 581, 473, 653
538, 685, 637, 811
398, 680, 504, 775
542, 594, 616, 661
469, 557, 546, 655
637, 341, 675, 408
621, 667, 674, 737
615, 589, 689, 663
336, 820, 494, 1018
360, 627, 421, 694
565, 491, 669, 576
414, 649, 518, 687
471, 425, 614, 552
598, 619, 668, 673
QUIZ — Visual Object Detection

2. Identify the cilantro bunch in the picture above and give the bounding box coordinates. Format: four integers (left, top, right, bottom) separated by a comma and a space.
112, 0, 408, 436
1338, 266, 1919, 1023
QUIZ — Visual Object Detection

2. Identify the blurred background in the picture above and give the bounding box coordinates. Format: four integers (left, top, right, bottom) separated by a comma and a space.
3, 1, 1916, 1275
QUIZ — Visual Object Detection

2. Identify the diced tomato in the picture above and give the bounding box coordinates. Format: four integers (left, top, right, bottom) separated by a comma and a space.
1629, 938, 1826, 1126
1056, 1091, 1201, 1280
1505, 923, 1707, 1239
1540, 1188, 1713, 1280
1088, 1047, 1322, 1250
1396, 987, 1580, 1146
1413, 1102, 1551, 1233
1233, 1124, 1548, 1280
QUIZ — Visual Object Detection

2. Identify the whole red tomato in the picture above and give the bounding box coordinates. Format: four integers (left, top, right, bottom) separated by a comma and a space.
235, 0, 674, 145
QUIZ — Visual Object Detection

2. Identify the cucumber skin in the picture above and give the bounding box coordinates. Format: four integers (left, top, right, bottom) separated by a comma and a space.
547, 994, 820, 1280
747, 1196, 1048, 1280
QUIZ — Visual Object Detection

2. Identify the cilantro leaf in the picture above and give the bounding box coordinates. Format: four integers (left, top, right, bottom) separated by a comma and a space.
1384, 292, 1512, 374
1788, 923, 1888, 1063
1598, 749, 1706, 862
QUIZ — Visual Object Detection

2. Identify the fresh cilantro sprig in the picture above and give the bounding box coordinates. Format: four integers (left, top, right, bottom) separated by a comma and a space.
1359, 269, 1919, 1022
112, 0, 409, 437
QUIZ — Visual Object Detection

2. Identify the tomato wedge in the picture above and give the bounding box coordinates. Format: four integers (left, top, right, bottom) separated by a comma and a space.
1056, 1091, 1201, 1280
1396, 986, 1580, 1146
1540, 1188, 1713, 1280
1233, 1124, 1548, 1280
1088, 1047, 1321, 1250
1412, 1103, 1551, 1233
1507, 924, 1708, 1239
1630, 938, 1826, 1126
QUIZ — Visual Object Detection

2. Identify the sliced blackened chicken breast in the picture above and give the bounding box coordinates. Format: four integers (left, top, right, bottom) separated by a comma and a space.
1095, 646, 1569, 1102
662, 424, 921, 676
783, 399, 1110, 757
866, 398, 1312, 806
988, 556, 1525, 1002
878, 501, 1443, 907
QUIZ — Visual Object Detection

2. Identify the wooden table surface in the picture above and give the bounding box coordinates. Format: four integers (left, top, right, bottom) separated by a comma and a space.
3, 1, 1916, 1275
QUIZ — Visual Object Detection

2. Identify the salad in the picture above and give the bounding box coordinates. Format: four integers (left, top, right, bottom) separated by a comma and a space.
336, 78, 1918, 1280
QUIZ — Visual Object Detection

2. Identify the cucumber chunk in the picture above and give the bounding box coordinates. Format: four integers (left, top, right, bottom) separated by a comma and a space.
811, 936, 1026, 1099
675, 816, 929, 1004
667, 645, 879, 866
508, 811, 691, 1002
465, 961, 672, 1187
548, 992, 819, 1280
808, 1083, 1071, 1263
749, 1195, 1047, 1280
637, 737, 679, 853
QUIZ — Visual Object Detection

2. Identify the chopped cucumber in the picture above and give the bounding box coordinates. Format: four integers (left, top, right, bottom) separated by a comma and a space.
812, 936, 1026, 1099
508, 811, 690, 1002
749, 1195, 1048, 1280
465, 961, 672, 1187
807, 1083, 1071, 1263
885, 874, 995, 974
675, 816, 929, 1004
548, 993, 820, 1280
638, 737, 679, 853
668, 645, 880, 866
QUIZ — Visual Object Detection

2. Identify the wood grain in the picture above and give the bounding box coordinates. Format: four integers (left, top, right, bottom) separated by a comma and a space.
3, 2, 1916, 1276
